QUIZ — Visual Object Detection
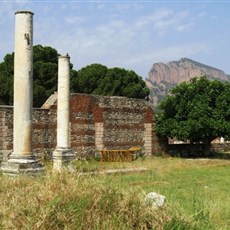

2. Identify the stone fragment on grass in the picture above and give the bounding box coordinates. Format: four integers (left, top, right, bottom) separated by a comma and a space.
145, 192, 165, 208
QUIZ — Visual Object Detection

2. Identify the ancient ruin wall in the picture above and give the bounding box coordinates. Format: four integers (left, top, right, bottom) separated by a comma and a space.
0, 106, 57, 160
0, 106, 13, 159
100, 96, 146, 149
32, 107, 57, 158
0, 94, 163, 159
69, 94, 160, 157
70, 94, 97, 157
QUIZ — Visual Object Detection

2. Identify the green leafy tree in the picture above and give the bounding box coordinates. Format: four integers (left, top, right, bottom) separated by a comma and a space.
0, 54, 14, 105
76, 64, 150, 99
156, 76, 230, 154
76, 63, 108, 94
0, 47, 148, 107
0, 44, 77, 107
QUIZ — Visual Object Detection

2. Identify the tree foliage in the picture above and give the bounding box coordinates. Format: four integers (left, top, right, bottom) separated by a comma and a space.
33, 45, 59, 107
0, 46, 149, 107
0, 54, 14, 105
156, 76, 230, 144
76, 64, 150, 99
0, 45, 77, 107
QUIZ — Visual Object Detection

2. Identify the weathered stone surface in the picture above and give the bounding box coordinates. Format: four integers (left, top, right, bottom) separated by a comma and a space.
13, 11, 34, 158
1, 11, 44, 176
145, 192, 165, 208
149, 58, 229, 85
52, 147, 75, 171
53, 55, 75, 171
0, 93, 164, 159
147, 58, 230, 107
1, 159, 44, 177
0, 107, 13, 156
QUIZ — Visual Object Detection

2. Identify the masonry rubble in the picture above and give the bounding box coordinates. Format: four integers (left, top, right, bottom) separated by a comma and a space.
145, 192, 166, 208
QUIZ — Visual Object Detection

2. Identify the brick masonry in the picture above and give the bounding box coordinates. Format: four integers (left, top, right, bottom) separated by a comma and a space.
0, 94, 163, 160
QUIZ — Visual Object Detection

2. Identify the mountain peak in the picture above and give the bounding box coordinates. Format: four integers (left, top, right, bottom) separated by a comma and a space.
149, 58, 228, 84
146, 58, 230, 107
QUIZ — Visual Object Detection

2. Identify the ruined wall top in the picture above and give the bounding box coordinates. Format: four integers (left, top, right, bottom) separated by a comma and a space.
42, 93, 153, 111
41, 92, 57, 109
94, 95, 149, 109
70, 93, 152, 110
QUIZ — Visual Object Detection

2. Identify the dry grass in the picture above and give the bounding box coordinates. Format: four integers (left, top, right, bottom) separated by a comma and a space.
0, 157, 230, 229
0, 170, 171, 229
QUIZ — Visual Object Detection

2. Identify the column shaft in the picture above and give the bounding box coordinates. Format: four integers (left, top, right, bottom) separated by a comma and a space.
1, 11, 44, 176
57, 55, 70, 148
53, 54, 74, 171
13, 11, 33, 157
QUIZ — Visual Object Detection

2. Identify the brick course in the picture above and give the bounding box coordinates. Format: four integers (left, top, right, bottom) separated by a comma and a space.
0, 94, 163, 159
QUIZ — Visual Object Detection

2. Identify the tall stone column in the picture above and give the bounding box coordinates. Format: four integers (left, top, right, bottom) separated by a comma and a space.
1, 11, 44, 176
53, 54, 75, 171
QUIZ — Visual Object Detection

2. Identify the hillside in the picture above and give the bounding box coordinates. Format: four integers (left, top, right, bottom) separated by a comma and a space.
146, 58, 230, 107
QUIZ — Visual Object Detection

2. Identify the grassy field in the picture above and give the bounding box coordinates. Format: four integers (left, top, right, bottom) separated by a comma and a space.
0, 157, 230, 229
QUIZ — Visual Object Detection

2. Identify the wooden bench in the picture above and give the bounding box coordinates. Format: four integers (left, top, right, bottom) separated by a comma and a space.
100, 147, 141, 162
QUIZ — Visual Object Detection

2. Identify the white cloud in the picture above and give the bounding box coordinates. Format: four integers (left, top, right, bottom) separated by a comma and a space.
136, 8, 173, 28
0, 2, 16, 22
198, 12, 206, 17
136, 8, 192, 36
1, 2, 229, 77
32, 5, 200, 77
114, 2, 143, 11
65, 16, 85, 24
0, 2, 34, 59
124, 42, 210, 77
175, 22, 194, 32
124, 42, 210, 67
211, 15, 217, 20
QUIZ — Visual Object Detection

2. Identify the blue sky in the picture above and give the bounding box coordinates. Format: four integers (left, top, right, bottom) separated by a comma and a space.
1, 0, 230, 79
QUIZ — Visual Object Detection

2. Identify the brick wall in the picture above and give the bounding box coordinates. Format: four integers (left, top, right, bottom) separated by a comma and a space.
0, 94, 163, 159
0, 106, 13, 159
32, 107, 57, 158
69, 94, 161, 157
0, 106, 57, 160
70, 94, 98, 157
100, 96, 146, 150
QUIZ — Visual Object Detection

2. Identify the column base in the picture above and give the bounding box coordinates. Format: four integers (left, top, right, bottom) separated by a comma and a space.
53, 147, 75, 172
1, 154, 44, 177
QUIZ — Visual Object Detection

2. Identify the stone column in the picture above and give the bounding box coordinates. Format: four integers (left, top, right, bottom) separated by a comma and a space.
144, 123, 152, 156
1, 11, 44, 176
53, 54, 75, 171
95, 122, 104, 158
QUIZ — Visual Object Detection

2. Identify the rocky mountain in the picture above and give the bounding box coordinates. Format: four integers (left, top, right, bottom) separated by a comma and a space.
146, 58, 230, 108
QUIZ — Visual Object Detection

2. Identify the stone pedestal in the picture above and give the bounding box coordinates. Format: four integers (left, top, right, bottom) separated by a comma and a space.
53, 55, 75, 171
53, 147, 74, 171
1, 156, 44, 176
1, 11, 44, 176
